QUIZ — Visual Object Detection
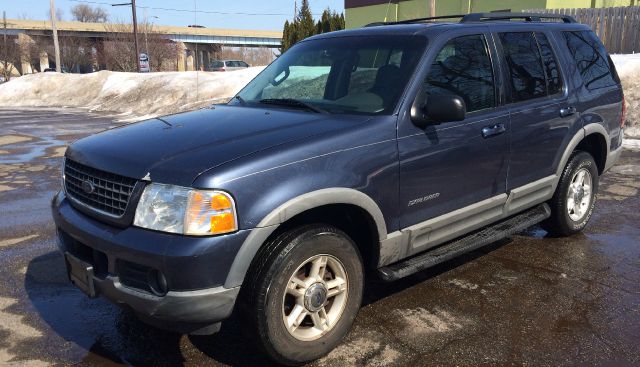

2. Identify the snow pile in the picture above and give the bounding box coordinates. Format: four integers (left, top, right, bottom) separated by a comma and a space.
0, 68, 264, 120
612, 54, 640, 138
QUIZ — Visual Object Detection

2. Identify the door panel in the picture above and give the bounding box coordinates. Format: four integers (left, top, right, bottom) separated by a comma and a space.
497, 31, 574, 190
508, 101, 571, 189
398, 31, 509, 238
399, 111, 509, 228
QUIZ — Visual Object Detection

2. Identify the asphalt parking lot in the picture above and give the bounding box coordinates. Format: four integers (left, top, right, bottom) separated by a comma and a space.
0, 107, 639, 366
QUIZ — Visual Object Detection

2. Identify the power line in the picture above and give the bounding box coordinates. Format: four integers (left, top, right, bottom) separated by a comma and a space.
68, 0, 325, 17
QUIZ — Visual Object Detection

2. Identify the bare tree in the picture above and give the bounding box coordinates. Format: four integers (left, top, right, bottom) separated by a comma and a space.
0, 36, 20, 81
103, 21, 179, 72
32, 34, 96, 73
46, 8, 64, 21
71, 4, 108, 23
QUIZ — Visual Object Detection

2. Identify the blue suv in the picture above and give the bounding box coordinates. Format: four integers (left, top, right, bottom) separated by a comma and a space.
52, 13, 624, 365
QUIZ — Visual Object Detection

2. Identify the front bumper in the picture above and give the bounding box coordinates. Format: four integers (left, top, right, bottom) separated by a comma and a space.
51, 190, 250, 332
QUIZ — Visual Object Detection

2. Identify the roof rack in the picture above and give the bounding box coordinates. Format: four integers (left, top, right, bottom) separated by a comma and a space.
365, 14, 466, 27
461, 12, 576, 23
364, 12, 576, 27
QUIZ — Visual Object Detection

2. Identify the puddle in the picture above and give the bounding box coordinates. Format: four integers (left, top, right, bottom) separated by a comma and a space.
0, 136, 67, 164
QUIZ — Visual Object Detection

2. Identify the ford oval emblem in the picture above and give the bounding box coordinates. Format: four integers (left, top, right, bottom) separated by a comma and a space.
81, 180, 95, 194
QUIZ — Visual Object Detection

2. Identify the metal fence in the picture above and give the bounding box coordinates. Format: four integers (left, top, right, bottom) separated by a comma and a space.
525, 6, 640, 54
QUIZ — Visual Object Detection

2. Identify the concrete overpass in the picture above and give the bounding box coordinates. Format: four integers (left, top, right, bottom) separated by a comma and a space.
3, 19, 282, 72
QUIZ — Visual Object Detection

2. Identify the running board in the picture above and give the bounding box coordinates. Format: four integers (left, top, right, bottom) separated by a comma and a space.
377, 203, 551, 281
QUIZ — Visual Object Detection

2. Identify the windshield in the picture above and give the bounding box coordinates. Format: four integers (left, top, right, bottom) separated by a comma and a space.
234, 35, 427, 115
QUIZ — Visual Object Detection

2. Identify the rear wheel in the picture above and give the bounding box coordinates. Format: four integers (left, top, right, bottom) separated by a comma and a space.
240, 225, 364, 366
542, 151, 599, 237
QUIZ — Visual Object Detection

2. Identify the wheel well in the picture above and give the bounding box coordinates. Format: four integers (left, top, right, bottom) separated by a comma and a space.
576, 133, 607, 174
265, 204, 380, 269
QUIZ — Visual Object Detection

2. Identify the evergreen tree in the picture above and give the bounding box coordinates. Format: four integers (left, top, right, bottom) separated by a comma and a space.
296, 0, 316, 41
281, 20, 291, 54
280, 3, 345, 53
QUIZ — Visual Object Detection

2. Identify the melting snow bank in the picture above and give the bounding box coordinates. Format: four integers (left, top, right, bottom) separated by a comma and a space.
611, 54, 640, 138
0, 68, 264, 121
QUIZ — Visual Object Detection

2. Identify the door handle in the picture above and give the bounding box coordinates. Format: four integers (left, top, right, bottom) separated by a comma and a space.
559, 106, 577, 117
481, 123, 506, 138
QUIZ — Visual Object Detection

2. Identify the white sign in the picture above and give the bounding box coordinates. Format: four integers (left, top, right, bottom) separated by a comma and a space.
139, 53, 150, 72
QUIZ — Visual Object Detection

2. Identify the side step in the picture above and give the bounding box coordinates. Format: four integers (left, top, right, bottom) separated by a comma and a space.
377, 203, 551, 281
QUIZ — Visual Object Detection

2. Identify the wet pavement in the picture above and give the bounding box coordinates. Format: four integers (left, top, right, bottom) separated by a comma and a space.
0, 107, 638, 366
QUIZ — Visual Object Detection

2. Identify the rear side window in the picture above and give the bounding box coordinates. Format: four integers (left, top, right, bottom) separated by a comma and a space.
563, 31, 617, 90
212, 61, 224, 68
499, 32, 546, 102
535, 32, 562, 95
425, 34, 495, 113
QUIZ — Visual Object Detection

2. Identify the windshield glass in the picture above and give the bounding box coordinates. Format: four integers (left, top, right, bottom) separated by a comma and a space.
234, 35, 427, 115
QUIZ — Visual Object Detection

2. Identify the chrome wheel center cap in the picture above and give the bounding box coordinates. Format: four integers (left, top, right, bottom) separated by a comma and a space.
304, 283, 328, 312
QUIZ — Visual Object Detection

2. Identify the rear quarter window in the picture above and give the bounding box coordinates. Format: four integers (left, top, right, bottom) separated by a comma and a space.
563, 30, 618, 90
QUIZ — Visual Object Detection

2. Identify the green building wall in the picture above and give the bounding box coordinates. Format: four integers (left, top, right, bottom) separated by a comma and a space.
345, 0, 637, 28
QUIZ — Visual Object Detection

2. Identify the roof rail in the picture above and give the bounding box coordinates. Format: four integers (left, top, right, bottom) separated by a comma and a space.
365, 14, 467, 27
461, 12, 576, 23
363, 12, 576, 27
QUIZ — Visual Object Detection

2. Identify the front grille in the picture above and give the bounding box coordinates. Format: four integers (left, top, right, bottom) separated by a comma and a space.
64, 159, 137, 217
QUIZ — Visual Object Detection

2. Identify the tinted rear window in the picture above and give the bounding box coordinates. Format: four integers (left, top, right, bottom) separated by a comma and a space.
563, 31, 617, 90
499, 32, 546, 102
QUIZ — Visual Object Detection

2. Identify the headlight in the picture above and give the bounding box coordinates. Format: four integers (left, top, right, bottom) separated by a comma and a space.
134, 183, 237, 236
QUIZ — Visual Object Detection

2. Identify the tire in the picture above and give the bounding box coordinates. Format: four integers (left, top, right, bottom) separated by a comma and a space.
239, 224, 364, 366
542, 151, 599, 237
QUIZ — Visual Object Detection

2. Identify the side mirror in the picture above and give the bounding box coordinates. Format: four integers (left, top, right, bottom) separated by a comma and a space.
411, 92, 466, 128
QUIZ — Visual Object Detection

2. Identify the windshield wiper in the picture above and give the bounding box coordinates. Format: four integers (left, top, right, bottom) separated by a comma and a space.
259, 98, 328, 114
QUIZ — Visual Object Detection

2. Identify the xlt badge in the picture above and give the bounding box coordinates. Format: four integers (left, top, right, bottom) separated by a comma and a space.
408, 193, 440, 207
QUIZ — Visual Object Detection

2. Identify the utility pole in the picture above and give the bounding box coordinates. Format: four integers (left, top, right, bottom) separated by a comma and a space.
429, 0, 436, 17
144, 7, 148, 54
3, 11, 6, 50
50, 0, 61, 72
112, 1, 141, 72
132, 0, 140, 72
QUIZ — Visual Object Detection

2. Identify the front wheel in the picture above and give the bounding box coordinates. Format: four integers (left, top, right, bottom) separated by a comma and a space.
240, 225, 364, 366
542, 151, 599, 237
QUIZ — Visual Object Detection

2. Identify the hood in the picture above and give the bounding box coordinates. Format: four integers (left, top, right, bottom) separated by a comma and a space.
66, 105, 371, 186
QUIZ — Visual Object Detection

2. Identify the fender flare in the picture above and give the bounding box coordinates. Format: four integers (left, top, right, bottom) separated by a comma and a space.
553, 123, 610, 190
224, 188, 388, 288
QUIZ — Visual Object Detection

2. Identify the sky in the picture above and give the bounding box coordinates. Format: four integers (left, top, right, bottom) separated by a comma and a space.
1, 0, 344, 31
